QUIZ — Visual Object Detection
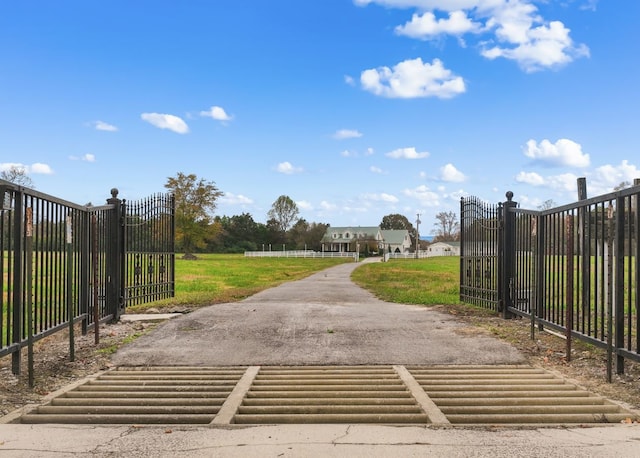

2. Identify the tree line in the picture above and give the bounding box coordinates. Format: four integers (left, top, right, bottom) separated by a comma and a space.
0, 168, 460, 256
164, 172, 460, 257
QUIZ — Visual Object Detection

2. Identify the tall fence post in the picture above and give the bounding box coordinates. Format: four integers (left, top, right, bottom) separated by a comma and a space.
501, 191, 517, 319
106, 188, 125, 321
614, 195, 625, 375
11, 190, 24, 375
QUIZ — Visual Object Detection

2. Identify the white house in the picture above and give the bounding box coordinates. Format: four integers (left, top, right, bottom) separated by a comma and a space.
426, 241, 460, 257
320, 227, 412, 254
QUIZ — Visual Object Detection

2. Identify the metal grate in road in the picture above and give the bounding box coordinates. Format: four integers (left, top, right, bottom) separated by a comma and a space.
233, 365, 429, 424
407, 365, 636, 425
19, 366, 247, 425
16, 365, 639, 426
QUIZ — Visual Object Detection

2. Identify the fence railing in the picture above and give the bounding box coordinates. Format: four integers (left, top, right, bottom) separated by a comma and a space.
461, 182, 640, 381
244, 250, 357, 259
0, 180, 174, 384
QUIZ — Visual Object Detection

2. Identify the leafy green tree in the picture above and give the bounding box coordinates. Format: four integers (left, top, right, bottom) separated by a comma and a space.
212, 213, 266, 252
380, 213, 415, 231
380, 213, 416, 248
267, 195, 299, 233
287, 219, 330, 250
164, 172, 223, 258
1, 165, 34, 188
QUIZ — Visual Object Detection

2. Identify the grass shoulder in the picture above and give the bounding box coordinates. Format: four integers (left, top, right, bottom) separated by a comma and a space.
129, 253, 351, 312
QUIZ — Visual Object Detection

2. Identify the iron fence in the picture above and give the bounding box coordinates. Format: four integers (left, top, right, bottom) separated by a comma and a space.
459, 196, 501, 311
461, 183, 640, 381
0, 180, 174, 384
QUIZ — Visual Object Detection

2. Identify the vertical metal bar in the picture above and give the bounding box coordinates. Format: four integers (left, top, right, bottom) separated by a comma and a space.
614, 195, 625, 374
459, 198, 465, 303
536, 212, 545, 331
11, 190, 23, 375
25, 207, 34, 387
565, 215, 574, 362
66, 214, 74, 362
92, 214, 100, 344
80, 210, 89, 336
606, 202, 614, 382
635, 180, 640, 356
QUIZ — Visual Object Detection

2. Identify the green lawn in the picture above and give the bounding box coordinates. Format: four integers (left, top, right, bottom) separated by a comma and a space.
351, 257, 461, 305
129, 254, 352, 311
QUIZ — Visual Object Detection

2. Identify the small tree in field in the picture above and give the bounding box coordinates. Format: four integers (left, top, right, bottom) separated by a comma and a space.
267, 195, 299, 234
165, 172, 223, 258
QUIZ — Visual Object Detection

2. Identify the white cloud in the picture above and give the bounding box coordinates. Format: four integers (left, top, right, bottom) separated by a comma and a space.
220, 192, 253, 205
1, 162, 54, 175
439, 163, 466, 182
403, 185, 441, 206
592, 160, 640, 190
342, 147, 374, 158
524, 138, 590, 168
363, 192, 399, 203
320, 200, 337, 211
69, 154, 96, 162
333, 129, 363, 139
516, 170, 578, 192
31, 163, 53, 174
356, 0, 589, 72
482, 19, 590, 72
354, 0, 480, 10
275, 161, 303, 174
386, 146, 430, 159
297, 200, 313, 210
396, 10, 481, 39
361, 57, 465, 99
141, 113, 189, 134
370, 166, 386, 174
344, 75, 356, 85
515, 171, 545, 186
92, 120, 118, 132
200, 106, 233, 122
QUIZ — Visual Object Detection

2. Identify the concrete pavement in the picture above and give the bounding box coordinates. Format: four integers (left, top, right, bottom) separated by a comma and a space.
2, 423, 640, 457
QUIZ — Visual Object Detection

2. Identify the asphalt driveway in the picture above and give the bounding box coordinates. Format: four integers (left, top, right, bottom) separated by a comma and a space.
113, 259, 524, 366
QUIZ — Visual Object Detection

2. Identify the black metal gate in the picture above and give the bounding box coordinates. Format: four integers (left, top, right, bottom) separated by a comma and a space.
0, 180, 174, 382
461, 184, 640, 381
459, 195, 502, 311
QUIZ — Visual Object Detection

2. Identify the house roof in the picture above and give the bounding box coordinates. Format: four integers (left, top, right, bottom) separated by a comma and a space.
321, 226, 381, 243
430, 241, 461, 248
380, 229, 410, 245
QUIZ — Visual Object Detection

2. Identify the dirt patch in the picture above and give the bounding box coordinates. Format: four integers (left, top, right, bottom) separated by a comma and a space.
0, 320, 157, 418
434, 303, 640, 411
1, 304, 639, 419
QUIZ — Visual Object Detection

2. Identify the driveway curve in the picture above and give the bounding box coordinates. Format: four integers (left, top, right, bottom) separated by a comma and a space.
113, 260, 524, 366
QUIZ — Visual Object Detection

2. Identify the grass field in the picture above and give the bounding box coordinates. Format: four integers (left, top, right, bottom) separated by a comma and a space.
130, 254, 461, 312
129, 254, 353, 311
351, 257, 461, 305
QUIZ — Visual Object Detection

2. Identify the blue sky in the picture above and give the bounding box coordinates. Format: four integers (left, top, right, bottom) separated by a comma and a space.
2, 0, 639, 232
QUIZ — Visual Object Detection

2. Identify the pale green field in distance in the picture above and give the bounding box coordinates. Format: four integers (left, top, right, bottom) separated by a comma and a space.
130, 254, 351, 311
